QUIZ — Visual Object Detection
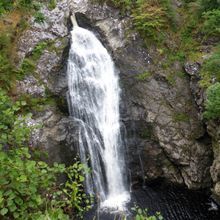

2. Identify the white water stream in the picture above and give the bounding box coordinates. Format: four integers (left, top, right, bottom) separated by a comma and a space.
67, 21, 130, 210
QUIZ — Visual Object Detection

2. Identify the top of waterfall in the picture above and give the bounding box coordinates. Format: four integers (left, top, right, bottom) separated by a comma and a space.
70, 14, 78, 27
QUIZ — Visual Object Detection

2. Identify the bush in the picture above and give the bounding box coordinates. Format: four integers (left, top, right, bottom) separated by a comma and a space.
0, 53, 15, 90
0, 0, 14, 15
202, 9, 220, 37
0, 90, 92, 219
0, 0, 35, 15
199, 0, 220, 11
203, 83, 220, 120
132, 0, 168, 41
200, 46, 220, 88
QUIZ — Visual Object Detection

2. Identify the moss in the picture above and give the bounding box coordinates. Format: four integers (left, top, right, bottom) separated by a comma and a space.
166, 72, 176, 86
173, 112, 189, 122
176, 71, 186, 79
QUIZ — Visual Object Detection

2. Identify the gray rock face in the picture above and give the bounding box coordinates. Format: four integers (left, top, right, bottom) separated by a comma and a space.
184, 60, 220, 201
184, 62, 205, 114
207, 121, 220, 200
16, 75, 45, 97
70, 0, 213, 189
17, 0, 70, 95
16, 0, 71, 164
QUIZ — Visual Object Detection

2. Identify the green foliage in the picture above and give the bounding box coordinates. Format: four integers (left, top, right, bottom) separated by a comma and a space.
132, 205, 163, 220
136, 71, 152, 80
110, 0, 133, 12
0, 90, 92, 219
173, 112, 189, 122
32, 41, 48, 60
166, 73, 176, 85
0, 0, 14, 15
99, 0, 176, 42
199, 0, 220, 12
0, 0, 36, 15
0, 148, 91, 219
203, 82, 220, 120
132, 0, 168, 42
48, 0, 57, 10
0, 147, 66, 219
0, 53, 15, 90
201, 9, 220, 37
200, 45, 220, 88
19, 58, 36, 76
62, 162, 93, 218
34, 11, 45, 23
0, 89, 31, 148
18, 0, 33, 8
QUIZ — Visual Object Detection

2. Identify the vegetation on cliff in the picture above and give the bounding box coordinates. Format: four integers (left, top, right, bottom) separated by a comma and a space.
98, 0, 220, 120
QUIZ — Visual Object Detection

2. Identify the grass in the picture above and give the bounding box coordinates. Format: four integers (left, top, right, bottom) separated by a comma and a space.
135, 71, 152, 80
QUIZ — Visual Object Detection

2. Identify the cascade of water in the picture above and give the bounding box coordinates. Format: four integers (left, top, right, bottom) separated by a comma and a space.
67, 21, 130, 210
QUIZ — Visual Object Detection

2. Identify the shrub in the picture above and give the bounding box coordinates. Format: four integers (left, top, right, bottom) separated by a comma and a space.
0, 90, 92, 219
203, 82, 220, 120
132, 0, 168, 41
0, 53, 15, 90
200, 46, 220, 88
0, 0, 14, 15
199, 0, 220, 11
201, 9, 220, 37
0, 89, 32, 147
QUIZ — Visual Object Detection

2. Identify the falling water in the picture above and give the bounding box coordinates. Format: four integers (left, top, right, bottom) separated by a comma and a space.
67, 19, 130, 210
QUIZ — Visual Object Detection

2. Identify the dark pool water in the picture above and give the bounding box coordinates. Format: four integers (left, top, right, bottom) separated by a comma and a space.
84, 182, 220, 220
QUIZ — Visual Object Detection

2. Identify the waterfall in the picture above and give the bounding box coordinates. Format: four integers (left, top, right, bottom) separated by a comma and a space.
67, 22, 130, 210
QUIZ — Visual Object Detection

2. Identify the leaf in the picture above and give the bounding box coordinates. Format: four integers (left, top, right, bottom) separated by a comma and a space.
0, 208, 8, 215
135, 215, 141, 220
